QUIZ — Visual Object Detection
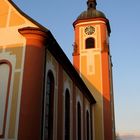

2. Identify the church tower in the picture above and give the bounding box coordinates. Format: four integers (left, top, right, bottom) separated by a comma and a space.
73, 0, 115, 140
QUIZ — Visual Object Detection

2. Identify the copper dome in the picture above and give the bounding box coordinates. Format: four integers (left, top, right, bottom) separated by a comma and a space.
77, 0, 106, 20
77, 9, 106, 20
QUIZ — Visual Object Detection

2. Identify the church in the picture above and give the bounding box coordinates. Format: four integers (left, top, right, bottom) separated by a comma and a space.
0, 0, 115, 140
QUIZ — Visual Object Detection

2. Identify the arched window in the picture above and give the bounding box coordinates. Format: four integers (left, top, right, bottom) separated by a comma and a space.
65, 89, 70, 140
44, 71, 54, 140
77, 102, 81, 140
0, 62, 10, 138
86, 111, 90, 140
86, 37, 95, 49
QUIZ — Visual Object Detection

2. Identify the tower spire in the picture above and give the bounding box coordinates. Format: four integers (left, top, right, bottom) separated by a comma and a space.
87, 0, 97, 10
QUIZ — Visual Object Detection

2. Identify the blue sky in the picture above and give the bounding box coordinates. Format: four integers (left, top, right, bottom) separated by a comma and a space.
13, 0, 140, 135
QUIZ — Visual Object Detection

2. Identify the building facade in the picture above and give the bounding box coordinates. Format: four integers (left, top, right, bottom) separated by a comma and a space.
0, 0, 115, 140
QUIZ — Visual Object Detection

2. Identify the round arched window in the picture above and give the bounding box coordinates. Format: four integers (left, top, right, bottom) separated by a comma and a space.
86, 37, 95, 49
44, 71, 54, 140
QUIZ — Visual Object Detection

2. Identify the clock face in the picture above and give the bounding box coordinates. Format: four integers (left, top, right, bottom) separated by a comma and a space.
85, 26, 95, 35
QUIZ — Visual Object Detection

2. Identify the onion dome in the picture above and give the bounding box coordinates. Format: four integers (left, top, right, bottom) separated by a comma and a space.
77, 0, 106, 20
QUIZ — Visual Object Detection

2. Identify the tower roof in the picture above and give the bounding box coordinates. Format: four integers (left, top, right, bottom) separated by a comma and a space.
74, 0, 111, 34
77, 0, 106, 20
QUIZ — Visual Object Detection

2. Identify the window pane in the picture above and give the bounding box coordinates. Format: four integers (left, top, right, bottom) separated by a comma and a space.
65, 90, 70, 140
87, 111, 90, 140
77, 102, 81, 140
44, 72, 54, 140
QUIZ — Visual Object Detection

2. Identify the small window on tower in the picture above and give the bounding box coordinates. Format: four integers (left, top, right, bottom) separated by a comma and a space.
86, 37, 95, 49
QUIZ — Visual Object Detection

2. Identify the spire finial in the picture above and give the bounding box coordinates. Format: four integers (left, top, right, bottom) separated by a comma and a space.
87, 0, 97, 10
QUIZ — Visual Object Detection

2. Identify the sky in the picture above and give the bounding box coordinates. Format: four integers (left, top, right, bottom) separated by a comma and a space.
12, 0, 140, 137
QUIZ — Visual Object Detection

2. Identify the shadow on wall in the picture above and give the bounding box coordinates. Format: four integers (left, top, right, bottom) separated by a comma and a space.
80, 72, 114, 140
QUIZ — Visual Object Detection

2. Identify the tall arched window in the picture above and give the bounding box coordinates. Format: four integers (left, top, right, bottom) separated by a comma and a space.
65, 89, 70, 140
86, 37, 95, 49
0, 62, 10, 138
44, 71, 54, 140
77, 102, 81, 140
86, 111, 90, 140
